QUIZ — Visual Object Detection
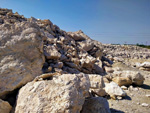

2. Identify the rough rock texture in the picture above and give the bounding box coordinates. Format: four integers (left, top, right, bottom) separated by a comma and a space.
81, 97, 111, 113
0, 99, 12, 113
140, 62, 150, 71
105, 82, 126, 98
15, 74, 90, 113
140, 62, 150, 68
123, 71, 145, 86
88, 74, 106, 96
103, 44, 150, 60
0, 8, 104, 99
0, 21, 45, 97
112, 77, 132, 86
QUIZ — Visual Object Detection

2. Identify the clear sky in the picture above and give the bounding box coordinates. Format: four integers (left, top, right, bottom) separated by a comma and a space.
0, 0, 150, 44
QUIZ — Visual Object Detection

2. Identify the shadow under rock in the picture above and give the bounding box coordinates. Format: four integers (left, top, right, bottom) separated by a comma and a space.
110, 108, 125, 113
139, 84, 150, 90
123, 95, 132, 100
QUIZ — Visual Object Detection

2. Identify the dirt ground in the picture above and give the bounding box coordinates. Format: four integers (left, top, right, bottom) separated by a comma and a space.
108, 61, 150, 113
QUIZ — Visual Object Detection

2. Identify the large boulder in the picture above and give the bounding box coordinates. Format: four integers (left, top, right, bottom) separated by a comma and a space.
0, 99, 12, 113
15, 74, 90, 113
0, 22, 45, 97
88, 74, 106, 96
81, 97, 111, 113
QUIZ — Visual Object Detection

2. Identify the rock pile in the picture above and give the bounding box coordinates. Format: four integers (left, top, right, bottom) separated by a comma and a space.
103, 44, 150, 60
0, 8, 110, 113
0, 8, 148, 113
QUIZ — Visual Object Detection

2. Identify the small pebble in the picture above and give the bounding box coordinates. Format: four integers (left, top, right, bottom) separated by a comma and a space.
146, 94, 150, 98
133, 88, 139, 91
117, 96, 122, 100
129, 86, 133, 91
121, 86, 128, 90
141, 103, 149, 107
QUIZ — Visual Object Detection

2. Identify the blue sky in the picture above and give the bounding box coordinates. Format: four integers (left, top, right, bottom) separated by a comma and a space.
0, 0, 150, 44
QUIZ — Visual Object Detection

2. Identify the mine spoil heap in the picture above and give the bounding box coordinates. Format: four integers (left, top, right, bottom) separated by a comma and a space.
0, 8, 149, 113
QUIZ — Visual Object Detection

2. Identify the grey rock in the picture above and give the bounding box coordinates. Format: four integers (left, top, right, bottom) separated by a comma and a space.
81, 97, 111, 113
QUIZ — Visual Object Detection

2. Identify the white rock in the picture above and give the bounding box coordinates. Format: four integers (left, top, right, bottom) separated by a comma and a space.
140, 62, 150, 68
15, 73, 90, 113
88, 74, 106, 96
146, 94, 150, 98
123, 70, 145, 86
105, 82, 126, 97
121, 86, 128, 90
141, 103, 149, 107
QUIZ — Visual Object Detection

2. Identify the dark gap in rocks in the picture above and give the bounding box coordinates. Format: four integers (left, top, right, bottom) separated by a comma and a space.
43, 76, 53, 81
3, 88, 20, 106
110, 108, 125, 113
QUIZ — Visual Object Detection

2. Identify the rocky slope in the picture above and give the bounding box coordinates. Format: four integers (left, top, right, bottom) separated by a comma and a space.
0, 8, 149, 113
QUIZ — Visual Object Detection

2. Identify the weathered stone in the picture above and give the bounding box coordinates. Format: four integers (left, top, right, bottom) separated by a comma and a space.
78, 40, 94, 52
15, 74, 90, 113
140, 62, 150, 68
105, 82, 126, 97
80, 56, 96, 69
105, 74, 113, 81
124, 71, 145, 86
121, 86, 128, 90
0, 99, 12, 113
53, 62, 63, 69
41, 19, 52, 26
88, 74, 106, 96
112, 77, 132, 86
103, 77, 110, 83
44, 45, 61, 60
93, 60, 104, 74
141, 103, 149, 107
67, 32, 85, 41
81, 97, 111, 113
104, 66, 114, 73
95, 49, 103, 58
0, 23, 45, 97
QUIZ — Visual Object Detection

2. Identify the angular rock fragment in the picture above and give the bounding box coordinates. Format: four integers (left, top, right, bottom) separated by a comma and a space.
112, 77, 132, 86
88, 74, 106, 96
124, 71, 145, 86
105, 82, 126, 98
15, 74, 90, 113
81, 97, 111, 113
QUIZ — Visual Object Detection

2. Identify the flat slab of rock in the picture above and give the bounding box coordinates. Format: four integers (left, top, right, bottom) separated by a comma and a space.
0, 22, 45, 97
112, 77, 132, 86
15, 74, 90, 113
0, 99, 12, 113
81, 97, 111, 113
